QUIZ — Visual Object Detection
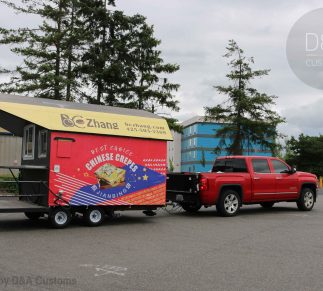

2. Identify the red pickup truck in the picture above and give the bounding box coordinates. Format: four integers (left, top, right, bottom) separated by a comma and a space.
166, 156, 318, 216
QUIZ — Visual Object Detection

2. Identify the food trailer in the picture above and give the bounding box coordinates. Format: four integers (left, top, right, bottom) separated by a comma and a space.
0, 94, 172, 228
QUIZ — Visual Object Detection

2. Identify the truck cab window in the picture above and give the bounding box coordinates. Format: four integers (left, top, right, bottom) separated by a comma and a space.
212, 158, 247, 173
272, 159, 289, 173
23, 124, 35, 160
252, 159, 270, 173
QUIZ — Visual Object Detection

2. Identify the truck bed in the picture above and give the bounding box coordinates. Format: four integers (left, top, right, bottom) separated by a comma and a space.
166, 173, 199, 204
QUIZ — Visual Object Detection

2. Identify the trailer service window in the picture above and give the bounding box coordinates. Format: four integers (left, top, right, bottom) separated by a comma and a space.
23, 124, 35, 160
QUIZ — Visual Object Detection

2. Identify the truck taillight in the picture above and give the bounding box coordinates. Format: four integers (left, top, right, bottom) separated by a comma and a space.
200, 177, 208, 191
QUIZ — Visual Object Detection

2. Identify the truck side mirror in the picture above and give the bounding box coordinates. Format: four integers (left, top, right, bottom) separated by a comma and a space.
290, 167, 297, 174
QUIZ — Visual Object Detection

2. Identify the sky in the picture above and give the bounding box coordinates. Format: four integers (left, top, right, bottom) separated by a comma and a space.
1, 0, 323, 137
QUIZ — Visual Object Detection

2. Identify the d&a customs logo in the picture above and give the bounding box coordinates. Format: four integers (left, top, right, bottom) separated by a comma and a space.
287, 8, 323, 90
60, 114, 119, 130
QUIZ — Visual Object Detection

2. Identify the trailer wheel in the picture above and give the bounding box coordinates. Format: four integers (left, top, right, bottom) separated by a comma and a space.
25, 212, 42, 221
84, 207, 105, 226
217, 189, 241, 217
50, 208, 71, 229
297, 187, 315, 211
181, 204, 201, 213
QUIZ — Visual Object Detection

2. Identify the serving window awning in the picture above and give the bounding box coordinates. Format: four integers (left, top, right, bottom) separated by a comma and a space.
0, 94, 173, 141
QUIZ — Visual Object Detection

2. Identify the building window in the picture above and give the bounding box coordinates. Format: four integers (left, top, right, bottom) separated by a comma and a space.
23, 124, 35, 160
38, 130, 48, 158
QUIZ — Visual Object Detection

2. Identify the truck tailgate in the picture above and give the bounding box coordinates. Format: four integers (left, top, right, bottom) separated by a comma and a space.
166, 173, 199, 204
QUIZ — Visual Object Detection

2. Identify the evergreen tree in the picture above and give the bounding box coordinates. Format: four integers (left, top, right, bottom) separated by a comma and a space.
78, 0, 130, 105
285, 134, 323, 176
0, 0, 87, 101
205, 40, 285, 155
0, 0, 181, 128
79, 2, 180, 112
123, 15, 180, 113
164, 117, 183, 133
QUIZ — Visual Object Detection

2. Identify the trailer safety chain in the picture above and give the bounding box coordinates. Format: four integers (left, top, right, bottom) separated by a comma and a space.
159, 202, 184, 215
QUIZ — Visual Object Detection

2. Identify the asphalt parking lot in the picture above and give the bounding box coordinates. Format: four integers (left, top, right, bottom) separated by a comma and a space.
0, 194, 323, 291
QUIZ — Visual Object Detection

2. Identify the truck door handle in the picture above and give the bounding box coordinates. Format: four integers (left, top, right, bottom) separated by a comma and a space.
276, 177, 282, 180
254, 177, 260, 180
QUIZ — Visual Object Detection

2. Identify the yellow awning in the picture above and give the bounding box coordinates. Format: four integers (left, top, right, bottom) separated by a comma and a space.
0, 101, 173, 140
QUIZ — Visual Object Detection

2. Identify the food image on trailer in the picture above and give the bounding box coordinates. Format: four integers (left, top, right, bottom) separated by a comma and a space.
49, 132, 167, 207
95, 163, 126, 188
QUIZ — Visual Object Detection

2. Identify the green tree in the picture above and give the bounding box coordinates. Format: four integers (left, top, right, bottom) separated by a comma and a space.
285, 134, 323, 176
78, 0, 124, 105
0, 0, 90, 101
168, 158, 174, 172
0, 0, 181, 130
79, 4, 180, 113
163, 117, 183, 133
123, 16, 180, 113
78, 1, 181, 130
205, 40, 285, 155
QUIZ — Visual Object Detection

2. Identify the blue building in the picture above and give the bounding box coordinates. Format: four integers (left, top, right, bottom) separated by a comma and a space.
181, 116, 272, 172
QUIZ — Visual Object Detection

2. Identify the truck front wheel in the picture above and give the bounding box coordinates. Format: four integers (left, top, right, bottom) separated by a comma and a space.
297, 188, 315, 211
217, 190, 241, 217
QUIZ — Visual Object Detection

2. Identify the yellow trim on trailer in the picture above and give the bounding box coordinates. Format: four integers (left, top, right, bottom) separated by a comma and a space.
0, 102, 173, 140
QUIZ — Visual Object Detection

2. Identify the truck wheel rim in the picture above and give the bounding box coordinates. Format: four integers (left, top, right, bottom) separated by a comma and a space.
90, 210, 102, 223
224, 194, 239, 214
304, 192, 314, 208
55, 211, 68, 225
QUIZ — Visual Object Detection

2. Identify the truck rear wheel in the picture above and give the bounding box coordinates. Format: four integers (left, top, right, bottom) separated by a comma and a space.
260, 202, 275, 209
217, 189, 241, 217
181, 203, 201, 213
84, 207, 105, 226
50, 208, 71, 229
297, 188, 315, 211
